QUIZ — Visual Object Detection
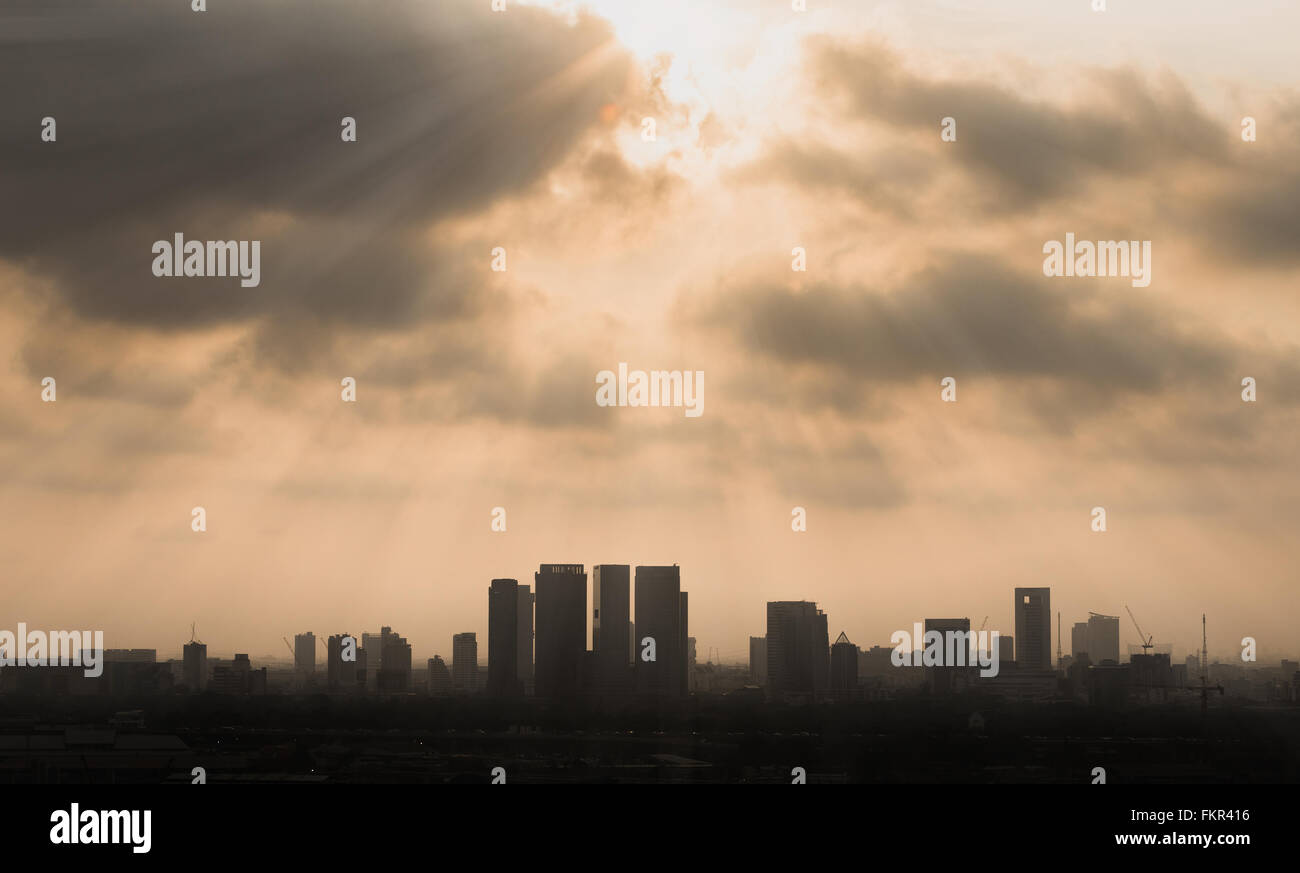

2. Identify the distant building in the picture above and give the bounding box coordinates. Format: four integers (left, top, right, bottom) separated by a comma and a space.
749, 636, 768, 684
1086, 613, 1120, 664
375, 627, 412, 693
635, 565, 686, 697
326, 633, 364, 691
829, 632, 858, 697
1071, 622, 1088, 659
182, 641, 207, 692
998, 634, 1015, 667
488, 579, 521, 697
517, 583, 534, 687
210, 653, 266, 695
452, 632, 478, 693
592, 565, 631, 692
427, 656, 452, 695
1014, 588, 1051, 671
535, 564, 587, 699
294, 632, 316, 675
925, 618, 973, 694
765, 601, 828, 702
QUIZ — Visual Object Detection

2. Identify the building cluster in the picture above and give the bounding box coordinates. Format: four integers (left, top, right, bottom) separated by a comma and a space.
4, 576, 1299, 708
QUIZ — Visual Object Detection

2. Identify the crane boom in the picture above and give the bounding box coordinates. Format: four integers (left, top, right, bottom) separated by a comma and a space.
1124, 605, 1153, 653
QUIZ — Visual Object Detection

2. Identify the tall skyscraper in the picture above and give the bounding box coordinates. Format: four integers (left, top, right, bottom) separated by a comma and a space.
488, 578, 520, 697
1014, 588, 1051, 670
1086, 613, 1120, 664
592, 565, 631, 692
924, 618, 972, 694
377, 627, 412, 692
452, 632, 478, 693
327, 633, 360, 690
1071, 622, 1088, 659
635, 565, 685, 697
765, 601, 829, 702
830, 631, 858, 694
516, 583, 534, 686
182, 640, 207, 692
294, 632, 315, 675
534, 564, 587, 698
749, 636, 768, 684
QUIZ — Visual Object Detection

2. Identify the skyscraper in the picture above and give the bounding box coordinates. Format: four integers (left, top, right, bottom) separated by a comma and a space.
1071, 622, 1088, 659
1014, 588, 1051, 671
294, 632, 315, 675
635, 565, 685, 697
327, 633, 360, 690
452, 632, 478, 693
749, 636, 768, 684
592, 565, 631, 692
765, 601, 829, 702
924, 617, 972, 694
488, 578, 520, 697
516, 583, 534, 686
377, 627, 412, 692
1086, 613, 1120, 664
534, 564, 587, 699
830, 631, 858, 695
182, 640, 207, 692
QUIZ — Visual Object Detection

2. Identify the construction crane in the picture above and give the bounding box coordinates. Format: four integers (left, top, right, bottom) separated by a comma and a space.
282, 636, 296, 660
1124, 605, 1153, 654
979, 616, 988, 632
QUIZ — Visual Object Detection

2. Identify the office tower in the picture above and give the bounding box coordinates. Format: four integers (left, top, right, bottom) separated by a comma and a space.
1014, 588, 1051, 670
210, 653, 266, 695
830, 631, 858, 693
998, 634, 1015, 667
1086, 613, 1121, 664
428, 656, 452, 695
679, 591, 690, 695
765, 601, 829, 702
294, 632, 315, 675
686, 636, 697, 691
452, 632, 478, 693
1071, 622, 1088, 659
327, 633, 360, 690
378, 628, 412, 692
749, 636, 768, 684
628, 621, 635, 664
182, 641, 207, 692
635, 565, 685, 697
534, 564, 587, 698
488, 579, 520, 696
592, 565, 631, 692
516, 583, 534, 685
924, 618, 972, 695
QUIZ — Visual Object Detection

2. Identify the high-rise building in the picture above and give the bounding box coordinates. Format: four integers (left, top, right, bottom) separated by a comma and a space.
998, 634, 1015, 667
535, 564, 587, 698
749, 636, 768, 684
1014, 588, 1051, 671
830, 631, 858, 695
488, 579, 520, 697
924, 618, 972, 694
516, 583, 534, 686
452, 632, 478, 693
427, 656, 452, 694
592, 565, 631, 692
679, 591, 690, 695
182, 641, 207, 692
765, 601, 829, 702
635, 565, 685, 697
327, 633, 361, 690
1086, 613, 1120, 664
1071, 622, 1088, 659
378, 628, 412, 692
294, 632, 316, 675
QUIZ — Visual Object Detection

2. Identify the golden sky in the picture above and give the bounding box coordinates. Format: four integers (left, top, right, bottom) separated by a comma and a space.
1, 0, 1297, 664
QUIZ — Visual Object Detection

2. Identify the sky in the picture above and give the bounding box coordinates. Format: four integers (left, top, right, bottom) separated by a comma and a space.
1, 0, 1297, 665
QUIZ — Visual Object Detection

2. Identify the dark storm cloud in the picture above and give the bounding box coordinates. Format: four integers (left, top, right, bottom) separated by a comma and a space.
0, 0, 632, 325
803, 39, 1229, 211
692, 253, 1241, 395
